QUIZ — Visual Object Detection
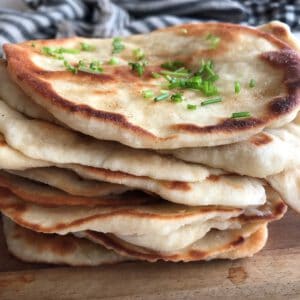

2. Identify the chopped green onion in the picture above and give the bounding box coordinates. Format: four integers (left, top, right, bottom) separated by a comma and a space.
42, 46, 80, 59
234, 81, 241, 94
161, 61, 185, 71
89, 60, 103, 73
231, 112, 251, 118
128, 61, 147, 76
153, 59, 220, 101
63, 60, 78, 74
201, 96, 222, 106
151, 72, 161, 78
160, 70, 190, 78
42, 47, 64, 59
112, 37, 125, 54
249, 79, 256, 88
78, 60, 103, 74
31, 43, 36, 48
78, 60, 87, 69
58, 48, 80, 54
80, 42, 95, 51
108, 57, 119, 65
206, 33, 220, 49
187, 104, 197, 110
171, 93, 184, 103
133, 48, 145, 60
142, 90, 154, 98
154, 92, 169, 102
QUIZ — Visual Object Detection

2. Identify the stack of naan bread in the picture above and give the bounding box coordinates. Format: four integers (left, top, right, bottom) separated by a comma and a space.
0, 21, 299, 266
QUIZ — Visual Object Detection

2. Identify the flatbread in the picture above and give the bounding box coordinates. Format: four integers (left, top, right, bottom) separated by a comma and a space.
3, 217, 267, 265
165, 120, 300, 177
68, 164, 265, 207
0, 186, 285, 240
0, 60, 55, 122
5, 23, 300, 149
2, 216, 129, 266
0, 100, 208, 182
0, 171, 151, 207
0, 134, 50, 170
0, 102, 267, 207
9, 167, 130, 197
82, 222, 268, 262
267, 168, 300, 213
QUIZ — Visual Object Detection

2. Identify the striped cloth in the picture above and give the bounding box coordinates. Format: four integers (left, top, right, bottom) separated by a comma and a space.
1, 0, 300, 56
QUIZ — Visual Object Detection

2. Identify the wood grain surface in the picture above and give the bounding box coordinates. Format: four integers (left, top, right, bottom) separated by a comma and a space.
0, 210, 299, 300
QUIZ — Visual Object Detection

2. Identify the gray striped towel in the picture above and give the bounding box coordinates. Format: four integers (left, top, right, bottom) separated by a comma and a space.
0, 0, 300, 56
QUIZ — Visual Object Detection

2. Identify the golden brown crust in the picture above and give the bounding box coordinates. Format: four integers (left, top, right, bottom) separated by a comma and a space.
250, 132, 273, 146
0, 171, 156, 207
0, 183, 286, 235
85, 225, 267, 262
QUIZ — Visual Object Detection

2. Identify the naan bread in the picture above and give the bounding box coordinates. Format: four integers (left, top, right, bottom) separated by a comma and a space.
2, 217, 129, 266
77, 185, 284, 252
0, 60, 55, 122
3, 217, 267, 265
4, 23, 300, 149
0, 100, 207, 182
9, 167, 130, 197
0, 134, 50, 170
0, 131, 266, 207
82, 222, 268, 262
0, 101, 267, 207
165, 120, 300, 177
68, 164, 265, 207
267, 168, 300, 213
0, 171, 148, 207
0, 186, 285, 240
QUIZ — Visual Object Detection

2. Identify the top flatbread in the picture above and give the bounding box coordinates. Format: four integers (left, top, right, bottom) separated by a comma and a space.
4, 22, 300, 149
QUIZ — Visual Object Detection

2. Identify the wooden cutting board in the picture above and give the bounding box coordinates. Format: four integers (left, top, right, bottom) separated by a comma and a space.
0, 210, 299, 300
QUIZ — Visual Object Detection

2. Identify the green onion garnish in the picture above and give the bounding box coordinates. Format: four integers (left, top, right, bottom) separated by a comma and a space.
58, 48, 80, 54
80, 42, 95, 51
42, 46, 80, 59
231, 112, 251, 118
161, 61, 185, 71
42, 47, 64, 59
89, 60, 103, 73
112, 37, 125, 54
152, 72, 161, 78
206, 33, 220, 49
64, 60, 78, 74
234, 81, 241, 94
108, 57, 119, 65
31, 43, 36, 48
78, 60, 103, 74
133, 48, 145, 60
201, 96, 222, 106
249, 79, 256, 88
142, 90, 154, 98
187, 104, 197, 110
171, 93, 184, 103
160, 69, 190, 78
129, 61, 147, 77
154, 92, 169, 102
